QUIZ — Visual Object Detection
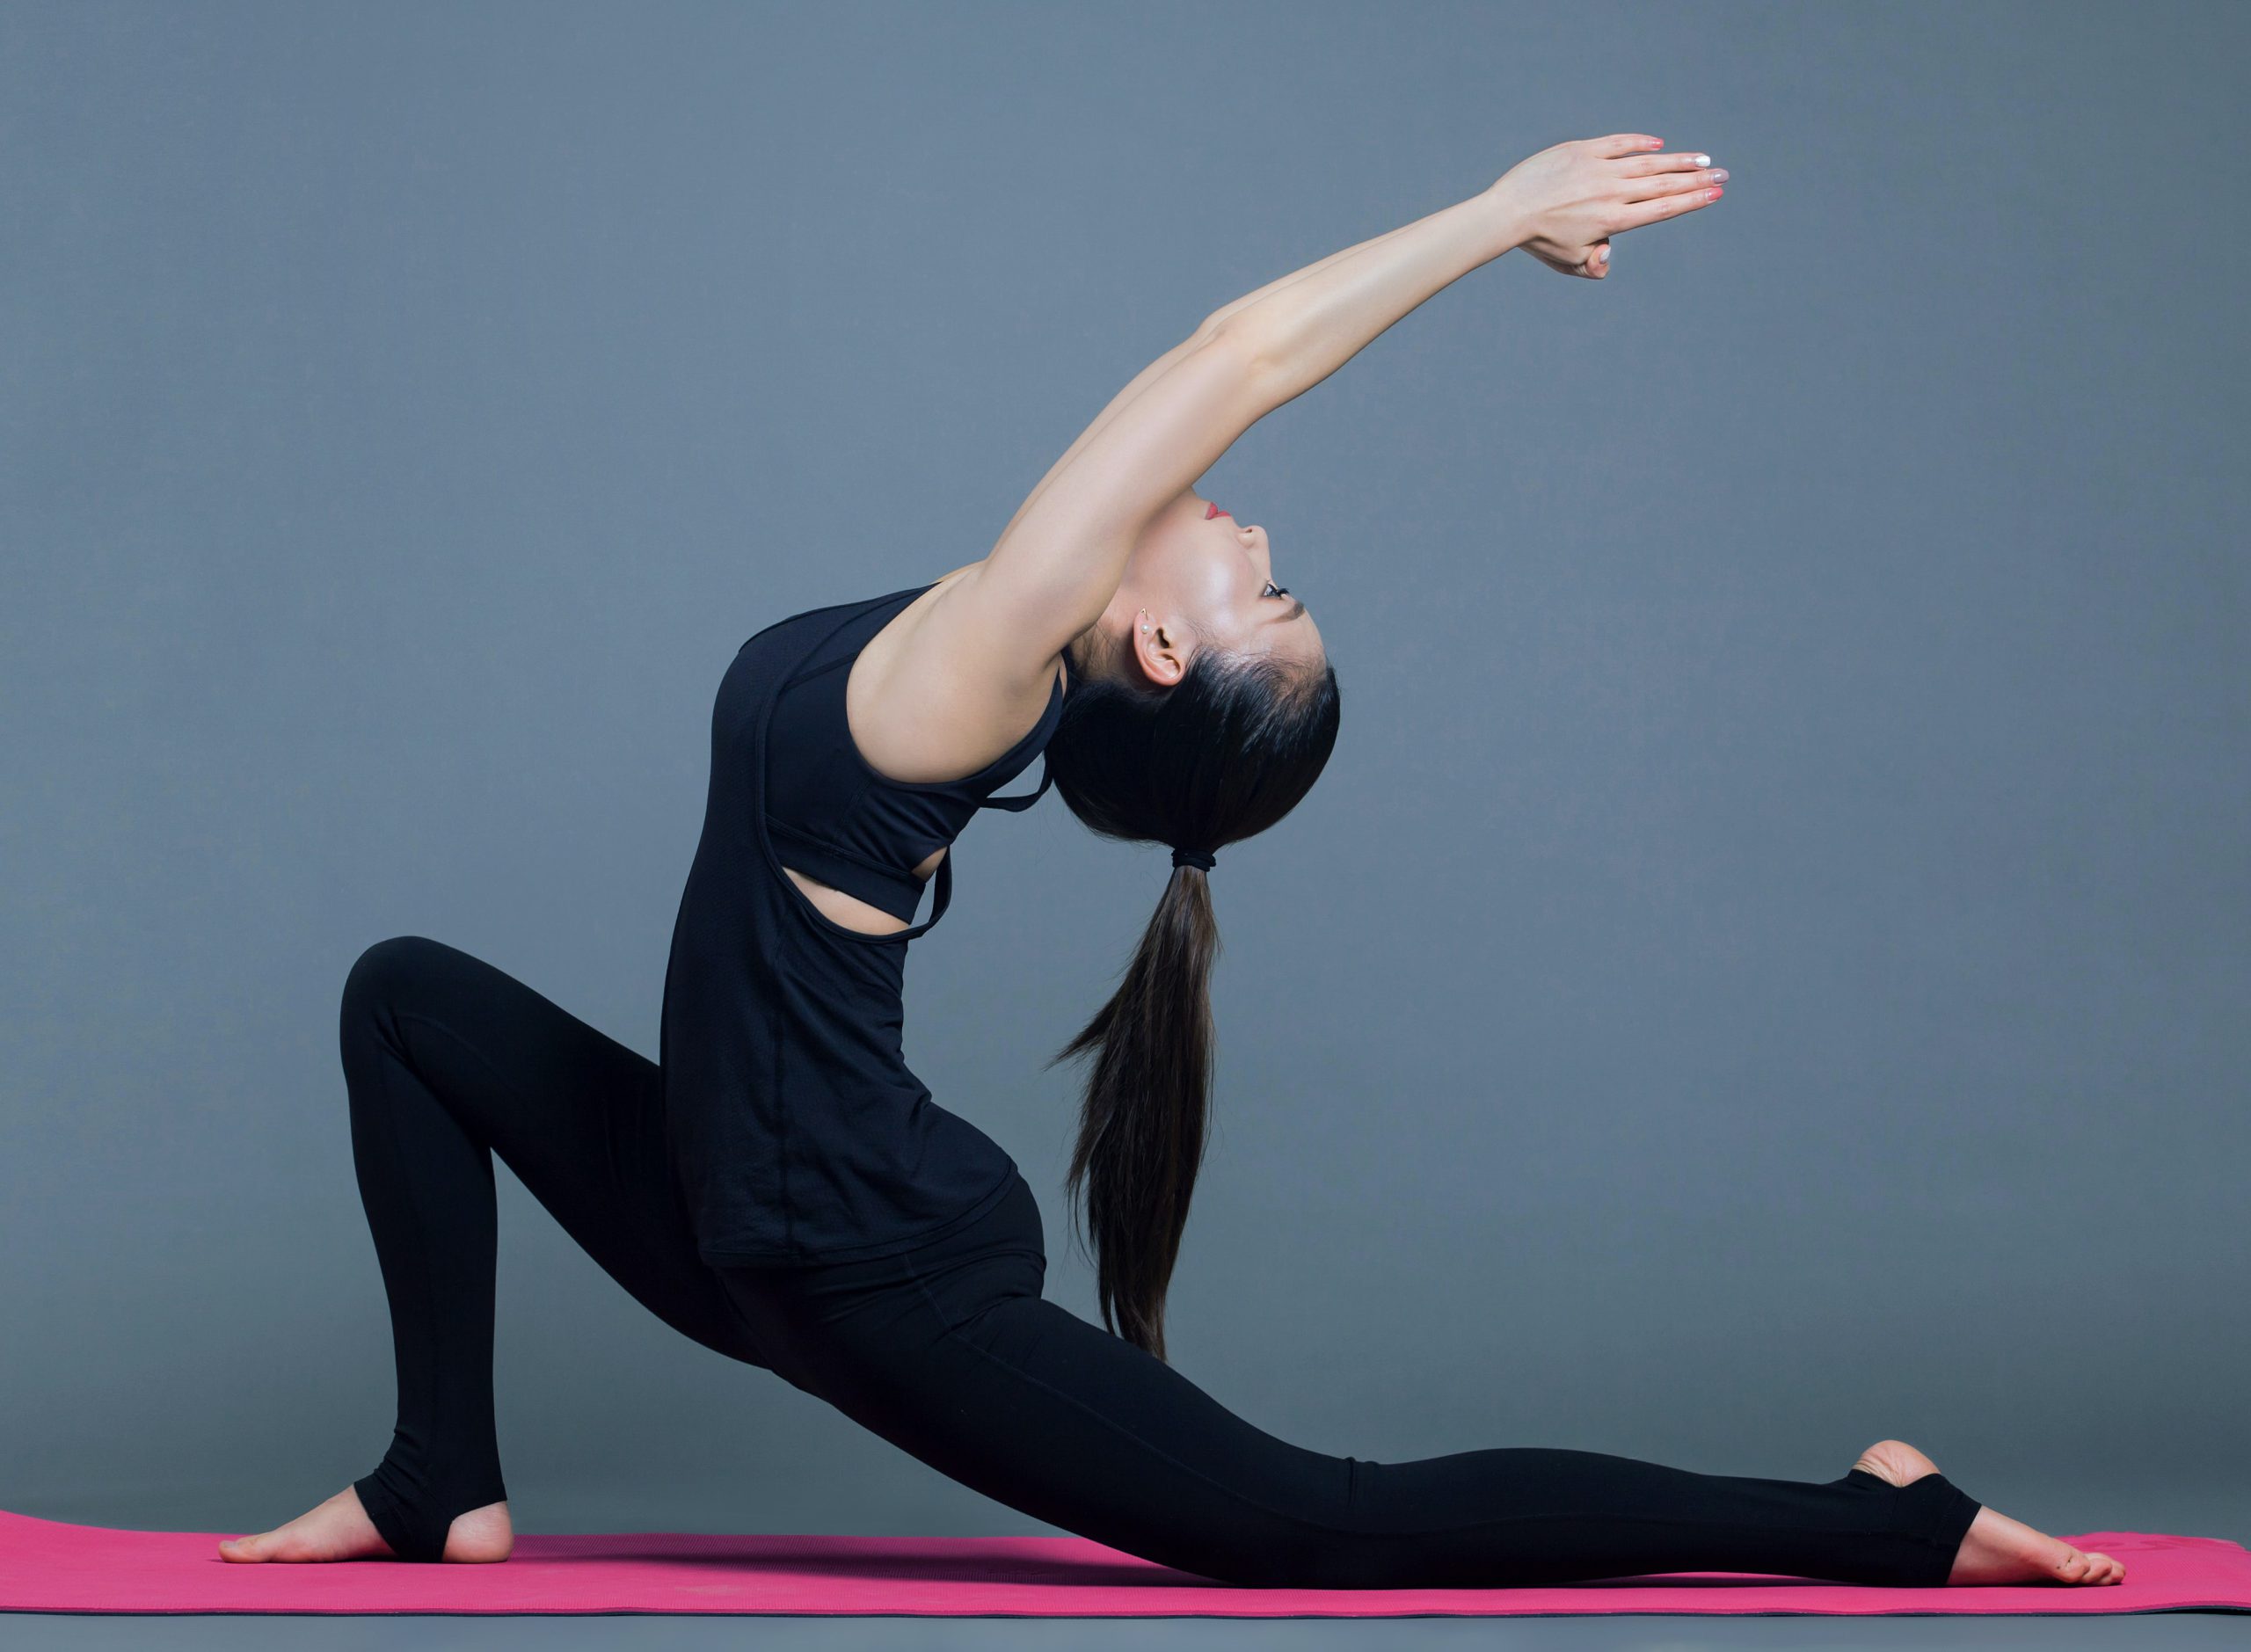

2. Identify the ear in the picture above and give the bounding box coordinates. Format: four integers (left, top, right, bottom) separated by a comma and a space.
1132, 607, 1189, 688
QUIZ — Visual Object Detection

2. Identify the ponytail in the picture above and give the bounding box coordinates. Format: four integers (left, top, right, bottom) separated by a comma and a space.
1052, 861, 1220, 1361
1045, 631, 1340, 1362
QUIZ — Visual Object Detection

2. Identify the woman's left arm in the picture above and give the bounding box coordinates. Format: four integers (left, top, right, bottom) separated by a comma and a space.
988, 218, 1423, 549
949, 186, 1534, 672
1226, 134, 1723, 404
871, 137, 1721, 771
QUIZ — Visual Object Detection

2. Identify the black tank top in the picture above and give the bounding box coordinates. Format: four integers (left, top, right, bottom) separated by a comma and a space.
659, 583, 1063, 1267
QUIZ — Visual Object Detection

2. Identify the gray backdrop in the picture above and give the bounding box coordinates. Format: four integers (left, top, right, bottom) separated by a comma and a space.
4, 0, 2243, 1552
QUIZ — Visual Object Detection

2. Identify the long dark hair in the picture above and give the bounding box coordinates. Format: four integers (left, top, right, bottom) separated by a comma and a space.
1043, 630, 1342, 1361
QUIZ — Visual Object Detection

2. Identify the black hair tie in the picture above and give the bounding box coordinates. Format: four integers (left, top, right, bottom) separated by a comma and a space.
1169, 844, 1216, 872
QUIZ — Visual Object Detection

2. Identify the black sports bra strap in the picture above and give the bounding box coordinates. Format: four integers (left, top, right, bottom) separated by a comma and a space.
758, 587, 959, 946
976, 753, 1053, 812
917, 841, 955, 931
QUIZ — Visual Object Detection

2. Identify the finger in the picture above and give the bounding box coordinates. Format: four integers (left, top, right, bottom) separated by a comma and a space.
1620, 164, 1726, 205
1591, 133, 1665, 158
1617, 148, 1717, 179
1587, 242, 1611, 276
1614, 182, 1723, 230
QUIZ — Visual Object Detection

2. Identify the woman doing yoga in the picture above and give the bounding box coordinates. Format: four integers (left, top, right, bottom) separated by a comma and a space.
222, 135, 2121, 1588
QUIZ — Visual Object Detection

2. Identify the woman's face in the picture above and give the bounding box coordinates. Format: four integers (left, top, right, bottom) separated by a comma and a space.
1108, 488, 1324, 687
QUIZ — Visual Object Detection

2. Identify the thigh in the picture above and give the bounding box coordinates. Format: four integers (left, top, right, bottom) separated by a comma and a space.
346, 935, 772, 1370
712, 1184, 1977, 1590
929, 1289, 1356, 1585
723, 1178, 1352, 1584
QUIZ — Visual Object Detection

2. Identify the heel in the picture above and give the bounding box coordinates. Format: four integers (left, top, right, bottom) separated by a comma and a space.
1892, 1472, 1984, 1586
353, 1465, 507, 1563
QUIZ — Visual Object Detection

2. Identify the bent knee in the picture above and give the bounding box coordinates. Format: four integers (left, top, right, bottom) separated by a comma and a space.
341, 934, 451, 1026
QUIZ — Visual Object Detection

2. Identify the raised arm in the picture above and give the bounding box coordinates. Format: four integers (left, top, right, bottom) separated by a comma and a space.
1225, 134, 1723, 403
985, 215, 1430, 551
943, 188, 1521, 681
867, 134, 1722, 778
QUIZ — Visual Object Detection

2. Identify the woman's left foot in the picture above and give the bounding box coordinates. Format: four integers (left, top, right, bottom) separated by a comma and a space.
1848, 1438, 2124, 1587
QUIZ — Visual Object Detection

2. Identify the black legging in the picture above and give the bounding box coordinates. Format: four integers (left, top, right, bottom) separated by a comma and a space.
341, 934, 1982, 1584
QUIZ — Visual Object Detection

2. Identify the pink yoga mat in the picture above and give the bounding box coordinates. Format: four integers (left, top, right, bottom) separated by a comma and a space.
2, 1509, 2244, 1618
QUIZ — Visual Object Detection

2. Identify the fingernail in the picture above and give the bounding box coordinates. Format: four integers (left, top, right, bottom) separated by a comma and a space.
1694, 153, 1710, 166
1595, 245, 1608, 262
1711, 167, 1729, 182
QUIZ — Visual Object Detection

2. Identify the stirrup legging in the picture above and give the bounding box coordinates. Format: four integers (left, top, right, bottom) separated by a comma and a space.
340, 934, 1983, 1583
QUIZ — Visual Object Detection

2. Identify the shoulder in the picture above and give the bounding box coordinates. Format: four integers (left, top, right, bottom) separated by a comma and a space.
847, 565, 1068, 786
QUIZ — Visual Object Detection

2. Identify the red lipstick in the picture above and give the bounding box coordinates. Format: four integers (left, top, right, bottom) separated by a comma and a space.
1206, 502, 1231, 520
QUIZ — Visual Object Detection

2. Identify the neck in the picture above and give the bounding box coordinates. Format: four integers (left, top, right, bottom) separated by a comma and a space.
1064, 623, 1115, 685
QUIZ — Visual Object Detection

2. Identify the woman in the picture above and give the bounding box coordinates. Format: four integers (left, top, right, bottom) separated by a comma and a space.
220, 135, 2121, 1589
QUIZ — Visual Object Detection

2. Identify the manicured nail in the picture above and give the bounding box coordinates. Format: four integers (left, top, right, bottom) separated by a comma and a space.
1711, 168, 1729, 182
1694, 153, 1710, 166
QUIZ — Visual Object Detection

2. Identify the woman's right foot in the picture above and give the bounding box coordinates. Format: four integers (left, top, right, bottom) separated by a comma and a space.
1850, 1438, 2124, 1587
217, 1485, 513, 1563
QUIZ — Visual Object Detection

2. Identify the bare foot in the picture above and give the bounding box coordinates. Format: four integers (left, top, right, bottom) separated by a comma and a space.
217, 1485, 513, 1563
1850, 1438, 2124, 1587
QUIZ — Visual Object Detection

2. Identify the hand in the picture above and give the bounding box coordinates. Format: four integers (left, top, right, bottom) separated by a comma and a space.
1488, 134, 1726, 279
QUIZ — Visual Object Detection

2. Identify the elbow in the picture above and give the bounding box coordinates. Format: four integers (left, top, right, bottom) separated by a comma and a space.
1198, 316, 1286, 404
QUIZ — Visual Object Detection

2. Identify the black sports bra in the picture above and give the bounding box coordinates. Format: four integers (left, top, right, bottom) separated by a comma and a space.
761, 583, 1063, 924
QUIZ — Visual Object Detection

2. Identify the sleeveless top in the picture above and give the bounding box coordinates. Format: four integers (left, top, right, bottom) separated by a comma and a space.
659, 583, 1064, 1267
